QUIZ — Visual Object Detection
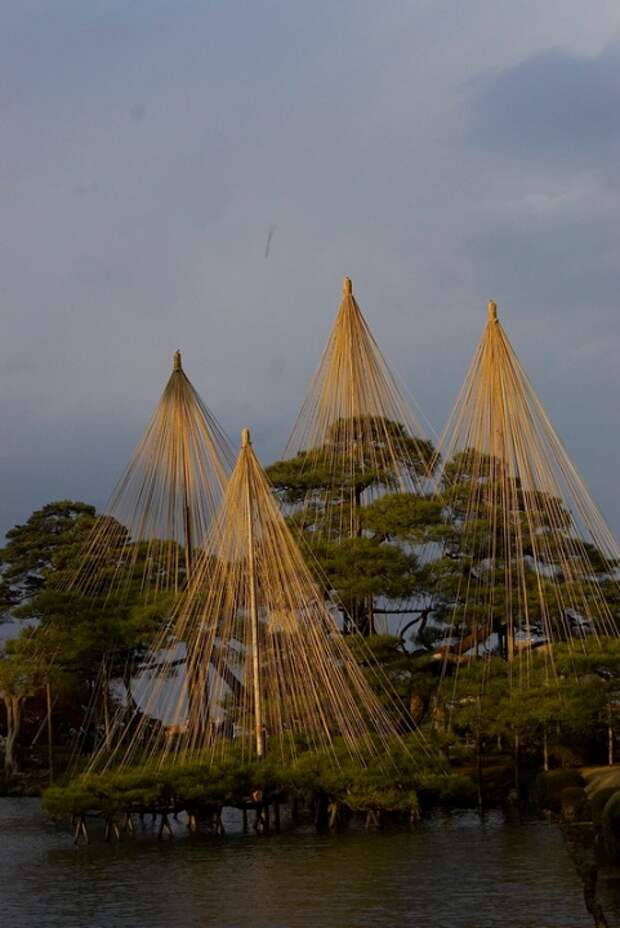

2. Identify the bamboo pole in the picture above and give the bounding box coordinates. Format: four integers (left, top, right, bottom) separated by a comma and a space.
175, 350, 194, 584
243, 428, 265, 760
177, 350, 201, 744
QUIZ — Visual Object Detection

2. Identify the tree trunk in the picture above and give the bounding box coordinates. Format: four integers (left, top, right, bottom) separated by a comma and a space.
3, 696, 23, 775
513, 732, 520, 796
343, 598, 373, 636
46, 682, 54, 783
409, 692, 426, 725
475, 696, 483, 811
584, 868, 609, 928
101, 659, 112, 751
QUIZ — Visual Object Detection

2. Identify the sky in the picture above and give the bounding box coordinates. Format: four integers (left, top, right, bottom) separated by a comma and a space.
1, 0, 619, 539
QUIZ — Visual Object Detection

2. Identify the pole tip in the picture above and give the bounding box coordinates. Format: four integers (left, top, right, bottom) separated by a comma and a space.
173, 349, 183, 371
241, 427, 251, 447
343, 276, 353, 295
487, 300, 498, 322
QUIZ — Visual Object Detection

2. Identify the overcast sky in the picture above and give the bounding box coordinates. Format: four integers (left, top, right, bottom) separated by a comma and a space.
1, 1, 619, 540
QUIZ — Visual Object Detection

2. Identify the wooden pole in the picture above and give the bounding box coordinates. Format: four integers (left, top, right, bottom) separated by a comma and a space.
177, 349, 204, 744
489, 302, 515, 666
174, 351, 194, 582
242, 428, 264, 760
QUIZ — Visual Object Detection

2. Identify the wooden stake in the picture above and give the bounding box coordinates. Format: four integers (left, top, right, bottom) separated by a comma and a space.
243, 428, 264, 760
158, 813, 173, 839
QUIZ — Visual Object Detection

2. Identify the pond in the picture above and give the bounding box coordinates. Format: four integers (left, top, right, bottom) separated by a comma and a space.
2, 799, 620, 927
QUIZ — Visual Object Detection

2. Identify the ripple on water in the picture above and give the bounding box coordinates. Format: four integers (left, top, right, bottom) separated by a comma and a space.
2, 799, 620, 928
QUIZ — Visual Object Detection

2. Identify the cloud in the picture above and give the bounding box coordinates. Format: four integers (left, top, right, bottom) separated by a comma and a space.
471, 42, 620, 166
72, 181, 99, 196
0, 1, 619, 544
129, 102, 146, 123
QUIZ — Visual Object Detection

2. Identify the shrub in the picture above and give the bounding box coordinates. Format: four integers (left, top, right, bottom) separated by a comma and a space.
560, 786, 590, 822
532, 769, 584, 811
590, 787, 620, 826
417, 772, 477, 806
602, 791, 620, 861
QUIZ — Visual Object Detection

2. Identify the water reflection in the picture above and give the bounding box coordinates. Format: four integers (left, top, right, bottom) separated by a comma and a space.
2, 800, 620, 927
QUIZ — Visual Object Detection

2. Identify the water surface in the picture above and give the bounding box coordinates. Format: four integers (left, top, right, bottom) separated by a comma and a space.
2, 799, 620, 927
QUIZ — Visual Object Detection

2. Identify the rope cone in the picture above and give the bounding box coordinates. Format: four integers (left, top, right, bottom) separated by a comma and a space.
433, 301, 619, 672
94, 429, 421, 772
67, 351, 234, 598
280, 278, 434, 539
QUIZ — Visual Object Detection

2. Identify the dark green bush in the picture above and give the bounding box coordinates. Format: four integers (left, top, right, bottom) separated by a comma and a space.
532, 769, 584, 811
41, 742, 462, 822
590, 786, 620, 826
602, 791, 620, 861
417, 772, 477, 805
560, 786, 590, 822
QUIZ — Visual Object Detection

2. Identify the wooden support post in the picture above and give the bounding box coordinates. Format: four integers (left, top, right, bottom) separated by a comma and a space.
158, 813, 174, 839
242, 429, 264, 760
73, 815, 89, 846
506, 622, 515, 663
328, 801, 339, 830
410, 806, 421, 826
104, 819, 120, 842
179, 371, 206, 746
364, 810, 381, 830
